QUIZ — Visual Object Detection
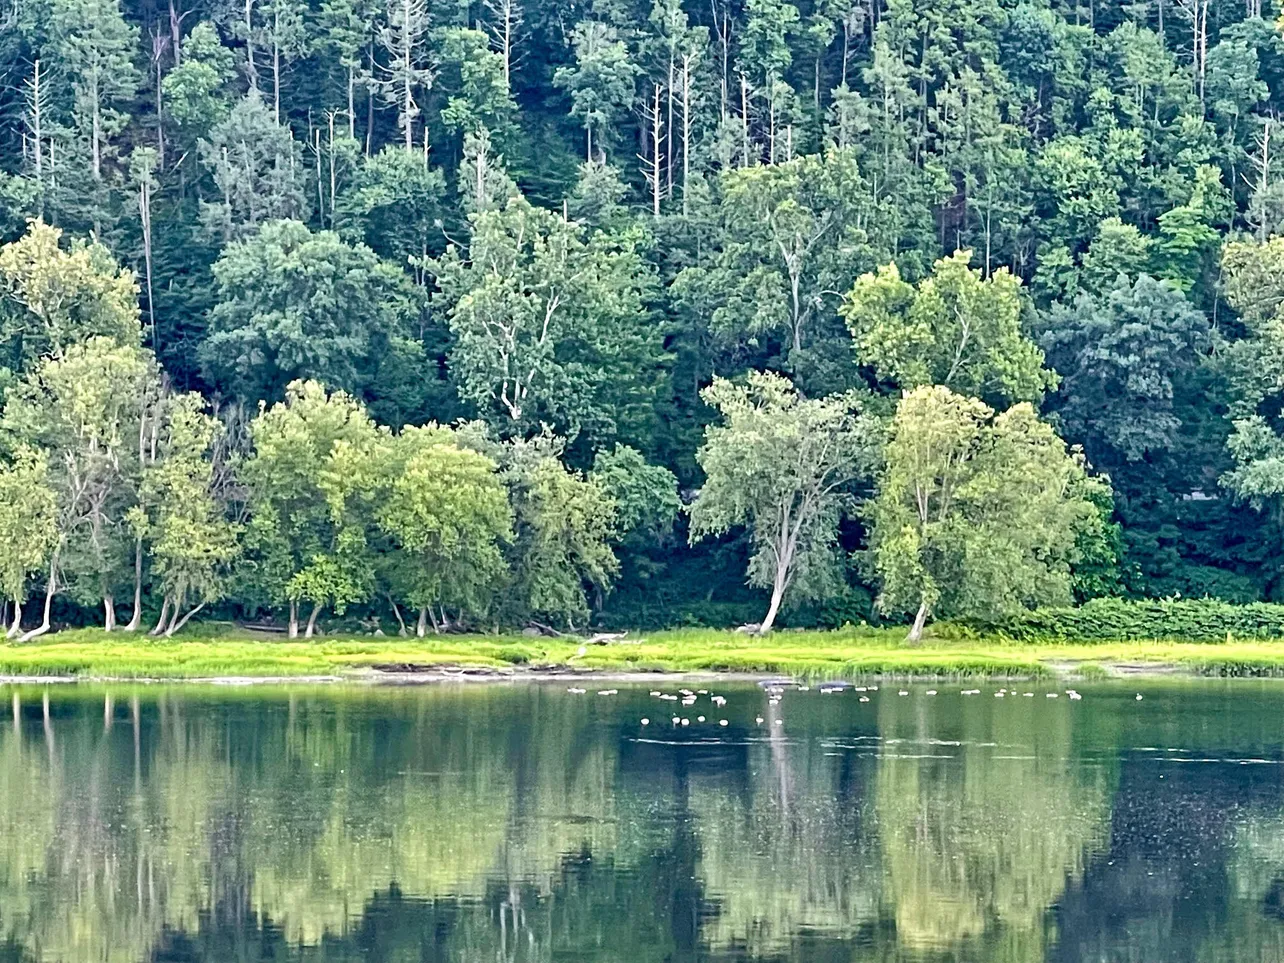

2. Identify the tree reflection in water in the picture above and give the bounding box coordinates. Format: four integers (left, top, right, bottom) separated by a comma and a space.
0, 682, 1281, 962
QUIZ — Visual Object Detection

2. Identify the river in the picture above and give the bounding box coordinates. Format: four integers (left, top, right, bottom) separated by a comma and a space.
1, 678, 1283, 961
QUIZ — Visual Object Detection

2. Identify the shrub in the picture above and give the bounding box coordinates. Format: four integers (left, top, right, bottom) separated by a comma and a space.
946, 597, 1284, 643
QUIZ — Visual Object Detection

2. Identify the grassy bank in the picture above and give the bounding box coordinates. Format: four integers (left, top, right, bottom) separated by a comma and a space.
4, 624, 1284, 680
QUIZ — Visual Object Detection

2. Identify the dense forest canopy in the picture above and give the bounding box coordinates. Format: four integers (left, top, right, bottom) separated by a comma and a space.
2, 0, 1284, 633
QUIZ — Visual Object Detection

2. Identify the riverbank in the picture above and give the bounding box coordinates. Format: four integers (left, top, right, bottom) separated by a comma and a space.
3, 625, 1284, 681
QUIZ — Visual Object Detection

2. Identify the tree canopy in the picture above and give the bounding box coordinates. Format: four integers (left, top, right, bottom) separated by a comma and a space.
3, 0, 1284, 632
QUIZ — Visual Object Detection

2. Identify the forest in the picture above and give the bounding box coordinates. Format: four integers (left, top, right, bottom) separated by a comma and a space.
2, 0, 1284, 637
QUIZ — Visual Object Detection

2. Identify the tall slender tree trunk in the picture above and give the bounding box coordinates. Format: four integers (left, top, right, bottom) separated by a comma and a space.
272, 14, 282, 122
155, 54, 165, 168
906, 600, 929, 645
124, 538, 143, 631
649, 83, 662, 217
103, 596, 116, 632
28, 60, 44, 211
19, 551, 58, 642
244, 0, 258, 91
288, 600, 299, 638
402, 0, 414, 151
759, 569, 787, 635
327, 112, 337, 227
365, 41, 375, 155
347, 64, 356, 138
91, 76, 102, 180
681, 54, 691, 215
149, 596, 171, 636
416, 606, 427, 637
304, 602, 321, 638
387, 596, 407, 636
139, 172, 156, 349
7, 599, 21, 639
665, 52, 674, 196
165, 601, 205, 637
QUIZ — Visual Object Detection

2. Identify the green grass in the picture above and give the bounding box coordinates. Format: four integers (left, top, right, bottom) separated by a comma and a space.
5, 624, 1284, 680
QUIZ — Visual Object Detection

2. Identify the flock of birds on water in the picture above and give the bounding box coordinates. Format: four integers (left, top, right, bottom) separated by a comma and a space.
559, 679, 1146, 729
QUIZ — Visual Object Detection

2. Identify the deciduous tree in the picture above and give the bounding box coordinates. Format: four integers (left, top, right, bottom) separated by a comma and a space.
689, 371, 878, 634
868, 384, 1098, 643
842, 249, 1054, 406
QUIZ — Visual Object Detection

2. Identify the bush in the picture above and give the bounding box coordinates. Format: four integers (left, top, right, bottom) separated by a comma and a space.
946, 597, 1284, 643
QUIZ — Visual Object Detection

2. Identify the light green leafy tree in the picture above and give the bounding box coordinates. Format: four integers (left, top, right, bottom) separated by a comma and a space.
375, 425, 513, 634
438, 27, 515, 139
689, 371, 879, 634
0, 447, 59, 638
0, 220, 141, 371
455, 429, 618, 628
868, 384, 1099, 643
1219, 238, 1284, 512
842, 249, 1055, 406
141, 393, 240, 637
1, 338, 159, 637
162, 23, 236, 138
510, 455, 618, 627
242, 380, 383, 637
675, 149, 910, 364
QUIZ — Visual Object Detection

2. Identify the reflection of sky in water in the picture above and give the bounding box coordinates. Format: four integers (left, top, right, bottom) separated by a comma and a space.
0, 680, 1283, 961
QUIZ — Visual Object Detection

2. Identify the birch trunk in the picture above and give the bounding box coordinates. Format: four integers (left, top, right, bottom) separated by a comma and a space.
165, 601, 206, 637
304, 602, 321, 638
759, 568, 787, 634
388, 596, 408, 636
18, 552, 58, 642
906, 600, 929, 645
149, 597, 171, 636
123, 538, 143, 631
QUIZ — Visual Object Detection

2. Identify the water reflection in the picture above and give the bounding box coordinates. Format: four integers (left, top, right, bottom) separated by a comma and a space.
0, 681, 1283, 961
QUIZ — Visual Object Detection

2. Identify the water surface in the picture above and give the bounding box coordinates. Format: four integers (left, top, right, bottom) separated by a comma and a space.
2, 678, 1283, 962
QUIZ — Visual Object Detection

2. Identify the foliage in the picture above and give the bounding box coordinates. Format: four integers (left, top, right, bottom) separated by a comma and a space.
867, 384, 1100, 638
4, 0, 1284, 628
501, 441, 619, 626
241, 380, 383, 633
375, 425, 513, 626
591, 444, 680, 540
950, 596, 1284, 643
1040, 273, 1211, 464
0, 221, 140, 369
1, 338, 159, 621
140, 393, 240, 633
0, 447, 58, 615
843, 250, 1054, 406
434, 195, 663, 448
690, 371, 878, 632
201, 219, 418, 403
